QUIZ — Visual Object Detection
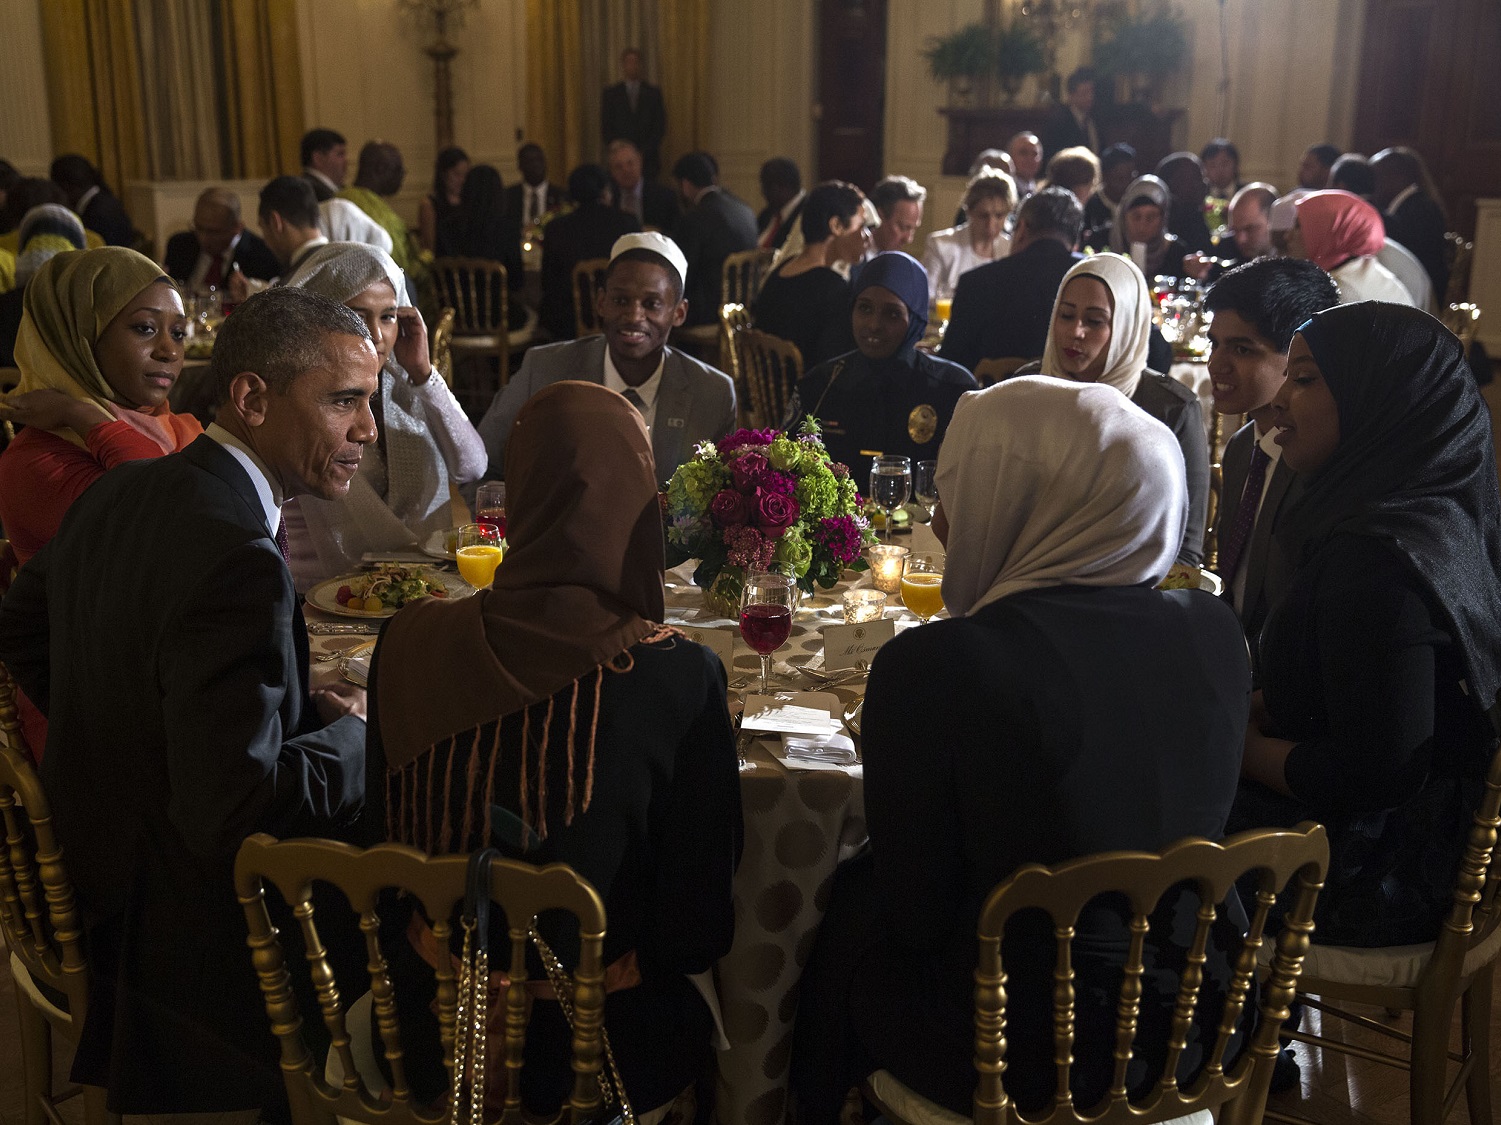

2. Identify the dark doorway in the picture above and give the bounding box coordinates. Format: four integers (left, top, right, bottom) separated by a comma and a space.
1352, 0, 1500, 237
816, 0, 888, 191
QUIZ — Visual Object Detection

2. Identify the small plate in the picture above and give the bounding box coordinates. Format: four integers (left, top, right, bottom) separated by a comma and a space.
422, 529, 457, 561
306, 569, 466, 619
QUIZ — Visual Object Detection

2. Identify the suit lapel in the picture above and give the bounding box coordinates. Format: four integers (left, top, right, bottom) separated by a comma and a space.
651, 351, 691, 482
182, 435, 276, 537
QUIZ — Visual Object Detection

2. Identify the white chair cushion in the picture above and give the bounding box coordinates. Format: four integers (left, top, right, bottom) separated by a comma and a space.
1288, 921, 1501, 990
9, 951, 70, 1025
865, 1069, 1213, 1125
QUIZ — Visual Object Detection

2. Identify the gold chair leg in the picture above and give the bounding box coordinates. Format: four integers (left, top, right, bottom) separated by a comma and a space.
1410, 996, 1453, 1125
1463, 968, 1494, 1125
14, 991, 53, 1125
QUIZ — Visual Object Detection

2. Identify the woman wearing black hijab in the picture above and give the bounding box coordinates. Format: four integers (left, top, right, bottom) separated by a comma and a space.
783, 251, 977, 471
1234, 302, 1501, 947
435, 163, 527, 329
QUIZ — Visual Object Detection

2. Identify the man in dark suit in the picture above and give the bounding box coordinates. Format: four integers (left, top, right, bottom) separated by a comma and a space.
49, 153, 137, 247
163, 186, 281, 290
0, 287, 378, 1114
538, 163, 641, 340
480, 232, 735, 483
940, 187, 1084, 374
505, 142, 566, 230
601, 47, 667, 179
756, 157, 805, 250
301, 126, 348, 202
1205, 258, 1339, 637
1040, 67, 1099, 161
671, 151, 758, 326
1372, 146, 1450, 301
608, 139, 680, 234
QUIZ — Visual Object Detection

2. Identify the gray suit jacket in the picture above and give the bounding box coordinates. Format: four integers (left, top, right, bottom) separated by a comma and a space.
1217, 420, 1295, 636
477, 335, 737, 484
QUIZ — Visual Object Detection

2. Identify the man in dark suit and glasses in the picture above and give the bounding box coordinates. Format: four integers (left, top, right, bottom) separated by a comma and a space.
1205, 257, 1339, 638
0, 287, 379, 1115
670, 150, 759, 326
601, 46, 667, 180
162, 186, 281, 291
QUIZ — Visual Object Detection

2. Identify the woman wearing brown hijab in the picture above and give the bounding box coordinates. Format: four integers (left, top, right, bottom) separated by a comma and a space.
371, 380, 741, 1113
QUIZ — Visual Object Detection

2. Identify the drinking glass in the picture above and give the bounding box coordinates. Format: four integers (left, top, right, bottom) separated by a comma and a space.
475, 482, 507, 540
869, 455, 912, 543
900, 552, 945, 624
454, 523, 504, 589
739, 572, 795, 692
913, 460, 938, 523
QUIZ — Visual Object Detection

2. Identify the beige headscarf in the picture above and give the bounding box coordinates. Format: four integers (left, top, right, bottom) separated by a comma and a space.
14, 247, 199, 453
937, 375, 1185, 617
1040, 252, 1154, 400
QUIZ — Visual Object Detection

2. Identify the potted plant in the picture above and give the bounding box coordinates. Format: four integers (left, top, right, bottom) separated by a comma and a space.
923, 23, 997, 104
994, 21, 1047, 104
1092, 5, 1189, 103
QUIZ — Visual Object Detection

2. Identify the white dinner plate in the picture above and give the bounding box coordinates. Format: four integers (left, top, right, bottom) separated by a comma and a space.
421, 529, 456, 561
305, 569, 468, 619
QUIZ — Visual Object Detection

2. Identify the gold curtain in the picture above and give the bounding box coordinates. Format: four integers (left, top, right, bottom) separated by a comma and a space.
656, 0, 709, 177
221, 0, 306, 177
526, 0, 587, 177
136, 0, 223, 179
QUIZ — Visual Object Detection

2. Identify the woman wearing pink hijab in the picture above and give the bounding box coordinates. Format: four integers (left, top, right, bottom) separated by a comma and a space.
1290, 190, 1416, 306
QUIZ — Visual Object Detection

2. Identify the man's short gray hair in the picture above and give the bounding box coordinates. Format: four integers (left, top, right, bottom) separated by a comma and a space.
871, 175, 927, 216
210, 287, 372, 402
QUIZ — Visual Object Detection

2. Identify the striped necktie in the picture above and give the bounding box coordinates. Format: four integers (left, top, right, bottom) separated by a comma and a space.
1220, 443, 1271, 584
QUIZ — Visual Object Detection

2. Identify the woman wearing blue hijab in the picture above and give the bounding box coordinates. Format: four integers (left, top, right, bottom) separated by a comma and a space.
784, 251, 977, 470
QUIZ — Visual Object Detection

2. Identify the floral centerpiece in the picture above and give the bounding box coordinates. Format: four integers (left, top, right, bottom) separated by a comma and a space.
664, 421, 876, 616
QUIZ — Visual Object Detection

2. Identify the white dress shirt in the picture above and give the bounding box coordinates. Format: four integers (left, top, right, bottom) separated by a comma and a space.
206, 422, 283, 536
522, 182, 550, 227
603, 348, 665, 434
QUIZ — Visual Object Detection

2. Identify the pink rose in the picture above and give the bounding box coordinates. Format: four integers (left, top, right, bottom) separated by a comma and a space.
731, 451, 769, 492
755, 488, 800, 535
710, 489, 750, 528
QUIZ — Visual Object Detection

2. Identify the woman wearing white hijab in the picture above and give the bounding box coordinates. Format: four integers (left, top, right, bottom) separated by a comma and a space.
282, 241, 486, 587
791, 376, 1250, 1120
1034, 251, 1208, 564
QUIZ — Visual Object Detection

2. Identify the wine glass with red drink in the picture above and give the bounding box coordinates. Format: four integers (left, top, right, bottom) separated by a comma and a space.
739, 572, 795, 693
475, 481, 507, 540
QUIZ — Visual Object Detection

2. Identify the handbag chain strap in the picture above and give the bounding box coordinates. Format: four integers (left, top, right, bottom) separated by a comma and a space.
531, 926, 635, 1125
451, 914, 488, 1125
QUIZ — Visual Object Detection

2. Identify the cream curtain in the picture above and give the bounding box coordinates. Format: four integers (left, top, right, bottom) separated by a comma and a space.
135, 0, 222, 179
221, 0, 306, 178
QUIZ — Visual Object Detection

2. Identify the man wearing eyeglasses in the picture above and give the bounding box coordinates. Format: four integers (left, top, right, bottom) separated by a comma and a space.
163, 186, 280, 293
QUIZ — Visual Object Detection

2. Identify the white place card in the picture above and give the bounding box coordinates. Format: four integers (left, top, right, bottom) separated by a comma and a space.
741, 692, 842, 736
823, 619, 896, 671
680, 626, 734, 673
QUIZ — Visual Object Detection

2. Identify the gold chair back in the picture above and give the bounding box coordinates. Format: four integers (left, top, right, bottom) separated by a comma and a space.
1, 365, 20, 444
965, 824, 1328, 1125
431, 258, 511, 417
1445, 232, 1474, 307
429, 306, 456, 389
719, 303, 752, 409
1441, 302, 1482, 354
235, 833, 609, 1125
572, 257, 611, 339
972, 357, 1029, 387
721, 248, 775, 308
737, 329, 803, 431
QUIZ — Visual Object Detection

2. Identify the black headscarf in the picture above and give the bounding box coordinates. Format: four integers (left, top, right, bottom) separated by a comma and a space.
852, 250, 929, 360
1278, 301, 1501, 708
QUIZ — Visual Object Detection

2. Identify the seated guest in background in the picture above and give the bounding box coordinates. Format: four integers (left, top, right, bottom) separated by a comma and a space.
256, 175, 327, 273
340, 140, 421, 275
1007, 131, 1044, 197
480, 232, 734, 483
415, 144, 469, 254
435, 164, 527, 330
1201, 137, 1243, 200
1082, 142, 1136, 250
1030, 253, 1209, 564
1329, 153, 1375, 199
506, 142, 566, 233
301, 126, 348, 201
319, 195, 395, 257
941, 187, 1083, 374
951, 149, 1017, 227
283, 242, 486, 588
608, 138, 680, 234
1154, 152, 1215, 255
163, 186, 280, 291
1290, 190, 1416, 306
752, 180, 867, 367
1204, 258, 1339, 635
1371, 145, 1450, 300
1109, 175, 1185, 282
868, 175, 927, 255
791, 374, 1250, 1120
785, 251, 977, 468
0, 177, 85, 252
374, 380, 740, 1114
0, 204, 88, 367
1043, 145, 1100, 210
538, 163, 640, 341
1232, 302, 1501, 947
0, 287, 372, 1115
757, 156, 806, 250
1298, 142, 1342, 192
1040, 67, 1099, 160
1182, 181, 1277, 282
671, 150, 759, 326
50, 154, 137, 247
921, 168, 1016, 301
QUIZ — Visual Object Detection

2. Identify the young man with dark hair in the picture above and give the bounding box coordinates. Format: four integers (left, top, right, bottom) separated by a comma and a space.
671, 150, 758, 326
300, 127, 348, 201
1298, 143, 1342, 190
1205, 257, 1339, 631
1041, 67, 1099, 160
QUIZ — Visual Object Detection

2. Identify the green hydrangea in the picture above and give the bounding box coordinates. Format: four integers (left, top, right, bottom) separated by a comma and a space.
795, 463, 842, 519
666, 458, 729, 518
766, 434, 803, 472
774, 524, 813, 577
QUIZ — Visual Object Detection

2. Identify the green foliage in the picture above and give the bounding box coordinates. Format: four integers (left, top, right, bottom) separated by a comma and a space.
995, 22, 1047, 80
1093, 8, 1190, 79
923, 22, 996, 82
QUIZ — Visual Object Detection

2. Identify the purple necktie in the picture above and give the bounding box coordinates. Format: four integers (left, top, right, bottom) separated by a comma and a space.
275, 517, 290, 566
1220, 443, 1271, 584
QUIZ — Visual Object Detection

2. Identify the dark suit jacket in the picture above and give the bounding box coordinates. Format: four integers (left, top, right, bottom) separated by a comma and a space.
163, 229, 282, 285
539, 202, 641, 340
504, 181, 566, 225
303, 170, 336, 202
602, 81, 668, 177
1040, 104, 1095, 160
476, 335, 735, 483
1383, 191, 1449, 301
1217, 421, 1295, 640
611, 178, 681, 235
80, 188, 137, 247
674, 188, 759, 325
939, 239, 1081, 373
0, 436, 365, 1111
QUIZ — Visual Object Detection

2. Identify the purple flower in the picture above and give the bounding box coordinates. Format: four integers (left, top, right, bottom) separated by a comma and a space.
759, 469, 797, 496
709, 489, 750, 528
755, 488, 800, 535
718, 428, 778, 455
724, 525, 777, 570
731, 451, 769, 492
814, 514, 865, 565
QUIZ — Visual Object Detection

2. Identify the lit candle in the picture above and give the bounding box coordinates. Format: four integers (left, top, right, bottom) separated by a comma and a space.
842, 588, 886, 624
867, 545, 909, 595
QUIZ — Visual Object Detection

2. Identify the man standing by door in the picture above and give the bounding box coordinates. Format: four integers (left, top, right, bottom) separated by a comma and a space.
602, 47, 667, 180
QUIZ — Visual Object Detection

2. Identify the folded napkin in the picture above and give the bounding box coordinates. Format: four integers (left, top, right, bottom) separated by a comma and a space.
773, 732, 861, 774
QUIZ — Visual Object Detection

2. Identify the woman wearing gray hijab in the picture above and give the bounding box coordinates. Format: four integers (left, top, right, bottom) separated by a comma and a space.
1108, 174, 1185, 281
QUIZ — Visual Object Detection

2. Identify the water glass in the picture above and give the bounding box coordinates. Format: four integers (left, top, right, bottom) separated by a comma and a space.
869, 455, 912, 542
913, 460, 938, 522
475, 481, 507, 540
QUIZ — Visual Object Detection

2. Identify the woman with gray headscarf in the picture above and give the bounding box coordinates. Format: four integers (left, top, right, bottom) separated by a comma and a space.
1108, 174, 1185, 281
283, 241, 486, 588
1, 205, 89, 366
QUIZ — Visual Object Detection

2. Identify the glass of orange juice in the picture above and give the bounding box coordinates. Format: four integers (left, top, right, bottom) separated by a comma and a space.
900, 552, 945, 623
454, 523, 504, 589
934, 297, 953, 323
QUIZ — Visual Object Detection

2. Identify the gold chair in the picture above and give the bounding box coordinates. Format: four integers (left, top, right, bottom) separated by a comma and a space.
736, 329, 803, 430
972, 357, 1029, 387
864, 823, 1330, 1125
1442, 302, 1482, 354
572, 257, 610, 339
431, 257, 512, 418
2, 364, 21, 444
0, 662, 106, 1125
721, 248, 775, 308
235, 833, 609, 1125
428, 306, 456, 389
1264, 716, 1501, 1125
1445, 233, 1474, 308
719, 303, 752, 415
